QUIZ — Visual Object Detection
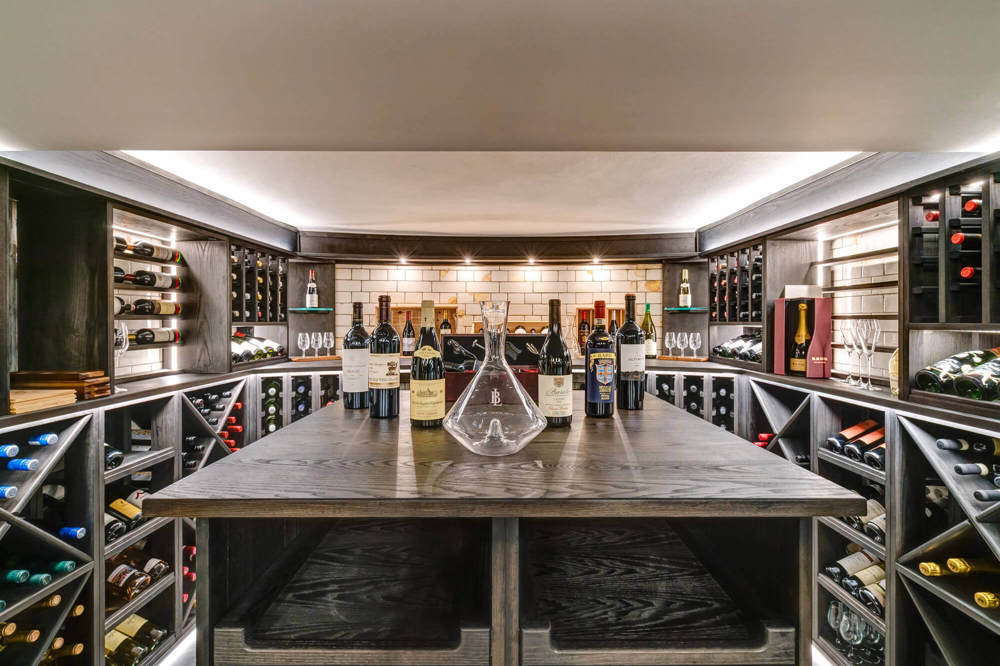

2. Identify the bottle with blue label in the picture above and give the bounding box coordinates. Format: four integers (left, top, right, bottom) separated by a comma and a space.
0, 445, 19, 458
7, 458, 39, 471
28, 433, 58, 446
0, 486, 17, 499
585, 300, 616, 418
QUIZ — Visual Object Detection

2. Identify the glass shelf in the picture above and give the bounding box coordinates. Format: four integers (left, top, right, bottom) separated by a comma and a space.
288, 307, 333, 313
664, 307, 708, 313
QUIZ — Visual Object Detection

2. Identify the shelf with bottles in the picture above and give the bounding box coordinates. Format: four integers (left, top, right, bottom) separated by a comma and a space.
680, 375, 705, 418
102, 397, 176, 486
708, 244, 763, 325
231, 326, 288, 368
180, 522, 196, 626
104, 523, 175, 620
103, 454, 173, 552
0, 569, 91, 664
259, 375, 285, 436
290, 376, 313, 423
183, 380, 245, 435
709, 326, 763, 369
318, 373, 340, 409
813, 396, 889, 483
230, 244, 288, 325
710, 375, 735, 433
906, 332, 1000, 420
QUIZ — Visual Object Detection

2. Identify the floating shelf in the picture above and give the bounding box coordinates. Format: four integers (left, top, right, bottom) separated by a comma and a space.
105, 517, 175, 558
104, 574, 175, 631
664, 307, 708, 313
816, 448, 887, 484
115, 314, 186, 321
811, 248, 898, 269
105, 448, 176, 484
288, 307, 333, 313
126, 341, 183, 351
114, 283, 181, 293
817, 516, 887, 560
114, 250, 187, 268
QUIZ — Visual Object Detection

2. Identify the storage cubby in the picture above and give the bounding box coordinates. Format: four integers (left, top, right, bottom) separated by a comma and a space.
290, 375, 312, 423
318, 373, 340, 408
681, 374, 704, 417
815, 587, 886, 666
813, 395, 888, 475
898, 574, 1000, 664
230, 244, 288, 325
747, 379, 811, 463
259, 375, 285, 435
649, 372, 677, 406
711, 375, 736, 432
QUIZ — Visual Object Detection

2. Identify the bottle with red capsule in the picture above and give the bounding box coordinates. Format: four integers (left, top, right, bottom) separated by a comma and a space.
925, 208, 940, 222
950, 231, 982, 253
962, 197, 982, 216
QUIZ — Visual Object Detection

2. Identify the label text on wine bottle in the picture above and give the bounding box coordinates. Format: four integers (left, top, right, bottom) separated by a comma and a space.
538, 374, 572, 417
368, 353, 401, 389
586, 351, 615, 404
619, 343, 646, 376
410, 379, 445, 419
341, 349, 369, 393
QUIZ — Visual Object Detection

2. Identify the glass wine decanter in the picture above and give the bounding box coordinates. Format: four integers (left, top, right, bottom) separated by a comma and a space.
443, 301, 547, 456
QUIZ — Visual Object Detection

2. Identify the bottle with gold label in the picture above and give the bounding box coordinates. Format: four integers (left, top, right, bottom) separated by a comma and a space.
788, 302, 810, 376
946, 557, 1000, 575
410, 300, 445, 428
918, 561, 953, 577
107, 496, 143, 529
105, 629, 148, 666
116, 613, 168, 650
975, 591, 999, 609
888, 348, 900, 396
106, 563, 152, 601
1, 628, 40, 645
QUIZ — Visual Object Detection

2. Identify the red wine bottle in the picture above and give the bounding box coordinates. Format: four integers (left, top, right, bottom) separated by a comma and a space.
342, 302, 370, 410
616, 294, 645, 411
401, 310, 416, 356
131, 271, 181, 290
409, 300, 445, 428
924, 209, 940, 222
538, 299, 573, 428
584, 301, 615, 418
963, 198, 982, 215
369, 295, 400, 419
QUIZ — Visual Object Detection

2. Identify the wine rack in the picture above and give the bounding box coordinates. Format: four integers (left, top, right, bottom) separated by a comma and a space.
259, 375, 285, 436
681, 375, 705, 417
290, 375, 312, 423
647, 371, 738, 431
709, 244, 763, 325
230, 244, 287, 325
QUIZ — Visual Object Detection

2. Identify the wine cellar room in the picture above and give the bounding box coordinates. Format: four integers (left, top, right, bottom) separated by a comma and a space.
2, 2, 1000, 666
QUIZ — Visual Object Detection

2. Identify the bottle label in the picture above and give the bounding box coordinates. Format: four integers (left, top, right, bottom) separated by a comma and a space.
141, 558, 167, 575
836, 551, 877, 576
538, 374, 573, 417
109, 498, 141, 520
410, 379, 446, 420
644, 339, 658, 357
105, 629, 129, 652
369, 353, 401, 389
107, 564, 135, 586
117, 614, 146, 638
126, 490, 148, 508
865, 514, 886, 530
789, 357, 807, 372
619, 344, 646, 375
402, 338, 416, 353
586, 351, 616, 404
413, 345, 441, 360
341, 349, 369, 393
853, 565, 885, 585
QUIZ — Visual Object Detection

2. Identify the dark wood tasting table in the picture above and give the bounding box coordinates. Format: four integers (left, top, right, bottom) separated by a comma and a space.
147, 394, 862, 666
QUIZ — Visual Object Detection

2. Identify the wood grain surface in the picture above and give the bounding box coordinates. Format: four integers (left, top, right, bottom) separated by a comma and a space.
145, 393, 863, 519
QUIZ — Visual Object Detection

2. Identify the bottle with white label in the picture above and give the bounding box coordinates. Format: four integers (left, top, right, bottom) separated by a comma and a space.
369, 295, 400, 418
341, 302, 370, 409
616, 293, 645, 410
410, 300, 445, 427
823, 548, 880, 584
640, 303, 657, 358
305, 268, 318, 308
538, 299, 573, 427
401, 310, 416, 356
678, 268, 692, 307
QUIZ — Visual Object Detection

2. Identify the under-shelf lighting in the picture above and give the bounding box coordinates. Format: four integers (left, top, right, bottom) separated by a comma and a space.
820, 220, 899, 242
398, 256, 408, 265
111, 225, 174, 245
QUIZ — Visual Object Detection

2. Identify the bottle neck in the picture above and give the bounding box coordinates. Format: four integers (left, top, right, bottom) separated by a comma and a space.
794, 307, 809, 343
352, 304, 363, 324
548, 302, 561, 334
379, 302, 390, 323
625, 299, 636, 322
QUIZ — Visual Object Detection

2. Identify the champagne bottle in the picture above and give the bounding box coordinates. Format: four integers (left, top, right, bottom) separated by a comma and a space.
616, 294, 645, 411
401, 311, 416, 356
946, 557, 1000, 575
914, 348, 1000, 393
369, 295, 400, 419
678, 268, 692, 307
858, 579, 887, 616
918, 561, 952, 576
955, 359, 1000, 401
104, 513, 127, 542
788, 302, 810, 376
640, 303, 657, 358
410, 300, 445, 428
115, 613, 168, 650
538, 299, 573, 428
827, 419, 879, 453
823, 549, 879, 584
104, 629, 148, 666
585, 301, 615, 418
305, 268, 318, 308
974, 592, 999, 609
863, 514, 887, 544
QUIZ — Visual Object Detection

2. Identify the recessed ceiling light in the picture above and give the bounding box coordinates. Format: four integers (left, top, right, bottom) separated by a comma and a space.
464, 257, 472, 265
528, 257, 535, 265
399, 257, 407, 264
592, 257, 600, 264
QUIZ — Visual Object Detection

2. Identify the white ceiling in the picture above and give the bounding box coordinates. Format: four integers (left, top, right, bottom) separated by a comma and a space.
123, 151, 860, 235
0, 0, 999, 152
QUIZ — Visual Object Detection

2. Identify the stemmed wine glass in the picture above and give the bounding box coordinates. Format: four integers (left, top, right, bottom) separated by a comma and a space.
323, 331, 336, 356
297, 332, 310, 358
311, 332, 324, 357
690, 332, 702, 358
663, 331, 676, 357
676, 332, 689, 358
863, 319, 880, 391
841, 324, 857, 385
826, 601, 844, 651
855, 320, 873, 391
845, 323, 863, 387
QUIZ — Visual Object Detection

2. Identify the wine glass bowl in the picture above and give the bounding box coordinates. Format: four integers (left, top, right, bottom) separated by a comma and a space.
311, 331, 324, 357
323, 331, 336, 356
663, 331, 675, 357
297, 332, 310, 358
690, 332, 702, 357
676, 332, 689, 358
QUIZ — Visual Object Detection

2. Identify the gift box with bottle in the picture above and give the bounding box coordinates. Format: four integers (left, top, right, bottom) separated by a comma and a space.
773, 290, 832, 378
442, 333, 543, 401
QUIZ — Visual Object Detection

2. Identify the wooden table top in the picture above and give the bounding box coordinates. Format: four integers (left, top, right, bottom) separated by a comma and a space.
146, 393, 863, 519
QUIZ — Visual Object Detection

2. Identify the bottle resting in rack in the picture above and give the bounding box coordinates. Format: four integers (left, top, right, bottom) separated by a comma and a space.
537, 299, 573, 428
410, 300, 445, 428
914, 348, 1000, 393
616, 293, 645, 411
341, 302, 370, 409
369, 295, 400, 419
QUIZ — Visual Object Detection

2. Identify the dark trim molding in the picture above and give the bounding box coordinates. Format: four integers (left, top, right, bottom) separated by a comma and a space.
0, 151, 298, 252
298, 230, 696, 263
698, 151, 998, 254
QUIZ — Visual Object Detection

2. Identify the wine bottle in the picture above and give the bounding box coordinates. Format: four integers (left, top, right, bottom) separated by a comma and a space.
47, 642, 85, 657
410, 300, 445, 428
640, 303, 657, 358
918, 561, 952, 576
608, 318, 618, 336
963, 197, 982, 215
106, 564, 152, 601
827, 419, 879, 453
133, 328, 181, 345
538, 299, 573, 428
863, 514, 887, 544
950, 231, 982, 252
115, 614, 168, 651
107, 496, 143, 528
104, 444, 125, 470
946, 557, 1000, 575
104, 513, 127, 542
823, 549, 879, 584
616, 294, 645, 411
132, 299, 181, 316
857, 578, 886, 616
0, 486, 16, 499
104, 629, 148, 666
937, 437, 1000, 455
788, 302, 810, 376
401, 311, 416, 356
439, 316, 452, 337
845, 497, 885, 531
678, 268, 692, 307
843, 428, 886, 461
954, 462, 999, 476
369, 295, 400, 419
114, 266, 126, 283
975, 592, 999, 609
925, 209, 941, 222
112, 546, 171, 580
955, 359, 1000, 401
305, 268, 318, 308
959, 265, 981, 280
114, 296, 132, 316
130, 270, 181, 290
914, 348, 1000, 393
2, 628, 40, 644
584, 301, 615, 418
132, 241, 181, 263
262, 415, 280, 434
577, 314, 590, 350
842, 563, 885, 595
29, 433, 57, 446
863, 444, 888, 470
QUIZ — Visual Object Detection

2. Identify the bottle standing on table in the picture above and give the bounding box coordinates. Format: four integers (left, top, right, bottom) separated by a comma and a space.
401, 311, 416, 357
640, 303, 657, 358
341, 302, 370, 410
410, 300, 445, 428
439, 315, 452, 338
585, 301, 615, 418
305, 268, 318, 308
616, 294, 645, 410
608, 318, 618, 336
678, 268, 692, 307
369, 295, 401, 419
537, 299, 573, 428
788, 302, 810, 376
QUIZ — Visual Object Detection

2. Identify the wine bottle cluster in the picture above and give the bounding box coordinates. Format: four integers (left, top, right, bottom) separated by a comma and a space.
105, 613, 169, 665
914, 347, 1000, 401
230, 244, 287, 323
104, 481, 149, 545
838, 478, 887, 545
917, 553, 1000, 611
114, 235, 183, 265
823, 544, 887, 615
291, 377, 312, 423
711, 332, 762, 362
711, 377, 735, 432
0, 431, 59, 500
231, 330, 286, 365
182, 543, 196, 606
114, 266, 182, 291
106, 540, 172, 603
825, 419, 887, 471
2, 596, 86, 660
709, 244, 762, 323
933, 435, 1000, 504
260, 377, 283, 434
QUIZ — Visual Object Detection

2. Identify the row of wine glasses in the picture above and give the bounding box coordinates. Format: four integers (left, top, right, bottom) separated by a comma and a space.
663, 331, 702, 358
842, 319, 881, 391
297, 331, 336, 357
826, 600, 884, 664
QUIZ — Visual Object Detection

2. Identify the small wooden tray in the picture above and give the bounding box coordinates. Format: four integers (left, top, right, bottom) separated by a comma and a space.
289, 355, 341, 362
656, 355, 709, 362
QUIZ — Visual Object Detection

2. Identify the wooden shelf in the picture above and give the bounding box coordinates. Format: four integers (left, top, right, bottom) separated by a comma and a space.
104, 574, 175, 631
817, 574, 887, 633
287, 307, 333, 313
105, 517, 175, 558
127, 341, 183, 351
104, 448, 176, 483
816, 448, 887, 484
0, 560, 95, 624
822, 280, 899, 293
817, 516, 886, 560
116, 313, 186, 321
114, 283, 181, 293
114, 249, 187, 268
897, 565, 1000, 637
